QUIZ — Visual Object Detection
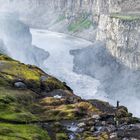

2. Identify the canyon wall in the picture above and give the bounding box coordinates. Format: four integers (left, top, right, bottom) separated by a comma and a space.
0, 12, 49, 66
0, 0, 140, 69
106, 17, 140, 69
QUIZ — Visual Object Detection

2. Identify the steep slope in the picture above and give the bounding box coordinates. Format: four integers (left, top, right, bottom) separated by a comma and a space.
0, 54, 76, 139
0, 54, 99, 139
0, 54, 140, 139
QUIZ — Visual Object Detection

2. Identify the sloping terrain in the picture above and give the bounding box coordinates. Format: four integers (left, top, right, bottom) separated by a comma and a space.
0, 54, 140, 140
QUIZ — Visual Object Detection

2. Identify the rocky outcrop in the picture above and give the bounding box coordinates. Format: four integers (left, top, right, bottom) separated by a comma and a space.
106, 16, 140, 70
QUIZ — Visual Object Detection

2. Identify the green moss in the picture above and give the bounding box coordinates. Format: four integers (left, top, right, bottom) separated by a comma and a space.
37, 102, 77, 121
0, 54, 45, 89
0, 99, 38, 123
76, 102, 100, 115
0, 57, 47, 93
116, 107, 129, 118
110, 13, 140, 21
56, 133, 68, 140
0, 61, 41, 81
39, 108, 77, 121
68, 18, 92, 32
45, 77, 66, 91
0, 54, 68, 93
38, 101, 100, 121
0, 123, 50, 140
0, 110, 38, 123
0, 87, 36, 101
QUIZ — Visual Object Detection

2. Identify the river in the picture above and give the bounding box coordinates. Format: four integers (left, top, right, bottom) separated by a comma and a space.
31, 29, 108, 101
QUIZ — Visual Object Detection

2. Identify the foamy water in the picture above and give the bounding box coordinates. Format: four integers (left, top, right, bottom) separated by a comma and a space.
31, 29, 108, 100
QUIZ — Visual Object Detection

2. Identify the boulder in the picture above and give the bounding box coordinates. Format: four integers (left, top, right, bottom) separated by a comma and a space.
77, 122, 86, 128
14, 82, 27, 89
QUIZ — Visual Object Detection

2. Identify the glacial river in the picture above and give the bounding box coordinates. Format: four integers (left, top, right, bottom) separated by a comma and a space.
31, 29, 108, 100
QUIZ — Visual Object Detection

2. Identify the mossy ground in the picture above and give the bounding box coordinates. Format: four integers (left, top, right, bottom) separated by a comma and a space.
44, 77, 66, 91
0, 123, 50, 140
0, 54, 67, 90
38, 98, 100, 121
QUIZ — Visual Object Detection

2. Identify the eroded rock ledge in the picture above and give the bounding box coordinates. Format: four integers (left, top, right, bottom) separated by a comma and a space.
0, 53, 140, 140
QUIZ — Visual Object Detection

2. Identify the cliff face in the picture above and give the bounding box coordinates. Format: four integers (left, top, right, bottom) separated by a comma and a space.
96, 14, 140, 69
106, 17, 140, 69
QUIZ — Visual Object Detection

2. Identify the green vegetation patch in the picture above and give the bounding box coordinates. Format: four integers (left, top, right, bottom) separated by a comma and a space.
0, 61, 41, 81
0, 86, 39, 123
68, 18, 92, 32
38, 100, 100, 121
0, 123, 50, 140
38, 104, 77, 121
0, 54, 44, 86
110, 13, 140, 21
44, 77, 66, 91
0, 54, 67, 92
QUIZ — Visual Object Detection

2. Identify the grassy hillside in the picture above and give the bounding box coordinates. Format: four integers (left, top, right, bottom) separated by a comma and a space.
0, 53, 137, 140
